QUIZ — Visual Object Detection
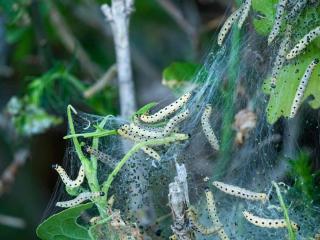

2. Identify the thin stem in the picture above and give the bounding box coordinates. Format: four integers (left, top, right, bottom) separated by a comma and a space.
102, 134, 189, 199
67, 105, 109, 217
272, 181, 296, 240
63, 129, 118, 139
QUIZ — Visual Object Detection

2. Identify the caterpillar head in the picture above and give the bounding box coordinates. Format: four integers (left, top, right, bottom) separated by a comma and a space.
51, 164, 59, 169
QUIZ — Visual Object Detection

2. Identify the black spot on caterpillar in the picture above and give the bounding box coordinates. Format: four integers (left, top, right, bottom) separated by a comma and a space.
243, 210, 300, 231
289, 58, 319, 118
139, 92, 191, 123
212, 181, 268, 203
56, 191, 104, 208
52, 164, 85, 188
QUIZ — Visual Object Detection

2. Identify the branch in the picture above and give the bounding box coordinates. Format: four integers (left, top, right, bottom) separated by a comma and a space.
48, 1, 102, 78
0, 149, 29, 196
83, 64, 117, 98
101, 0, 137, 117
156, 0, 195, 37
0, 214, 26, 229
168, 163, 194, 240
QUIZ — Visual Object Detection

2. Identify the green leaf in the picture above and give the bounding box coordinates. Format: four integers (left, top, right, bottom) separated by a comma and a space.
131, 102, 157, 120
262, 44, 320, 124
252, 0, 277, 36
36, 203, 93, 240
162, 62, 201, 93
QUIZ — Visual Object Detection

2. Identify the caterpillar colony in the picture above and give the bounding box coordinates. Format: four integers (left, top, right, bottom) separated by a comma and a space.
52, 164, 85, 188
139, 92, 191, 123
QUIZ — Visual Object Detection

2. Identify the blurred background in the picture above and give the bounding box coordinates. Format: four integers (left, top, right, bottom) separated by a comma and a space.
0, 0, 232, 239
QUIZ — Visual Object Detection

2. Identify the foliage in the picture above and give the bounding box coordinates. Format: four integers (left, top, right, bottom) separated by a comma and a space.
162, 62, 202, 94
289, 151, 320, 205
36, 203, 93, 240
253, 0, 320, 123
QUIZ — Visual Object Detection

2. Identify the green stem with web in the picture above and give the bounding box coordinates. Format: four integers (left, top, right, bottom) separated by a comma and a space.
272, 181, 296, 240
67, 105, 106, 217
101, 134, 189, 199
215, 22, 241, 178
63, 129, 118, 139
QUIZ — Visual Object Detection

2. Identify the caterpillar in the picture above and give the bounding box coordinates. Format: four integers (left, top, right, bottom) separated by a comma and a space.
238, 0, 252, 29
217, 6, 243, 46
270, 25, 292, 88
139, 92, 191, 123
289, 58, 319, 118
242, 210, 300, 231
56, 191, 104, 208
201, 105, 220, 151
205, 190, 229, 240
268, 0, 288, 45
117, 128, 161, 160
186, 207, 221, 235
85, 146, 111, 163
52, 164, 85, 188
212, 181, 269, 203
163, 109, 189, 134
141, 146, 161, 161
286, 0, 307, 22
286, 26, 320, 60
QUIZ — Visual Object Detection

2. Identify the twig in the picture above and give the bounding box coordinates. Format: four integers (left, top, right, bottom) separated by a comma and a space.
156, 0, 195, 37
0, 149, 29, 196
0, 214, 26, 229
48, 0, 102, 78
83, 64, 117, 98
168, 163, 194, 240
200, 15, 226, 33
101, 0, 137, 117
272, 181, 296, 240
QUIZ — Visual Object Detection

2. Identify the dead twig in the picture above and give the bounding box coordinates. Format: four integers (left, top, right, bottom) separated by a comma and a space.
156, 0, 195, 37
83, 64, 117, 98
101, 0, 137, 117
0, 149, 29, 196
168, 163, 194, 240
0, 214, 26, 229
48, 0, 102, 78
